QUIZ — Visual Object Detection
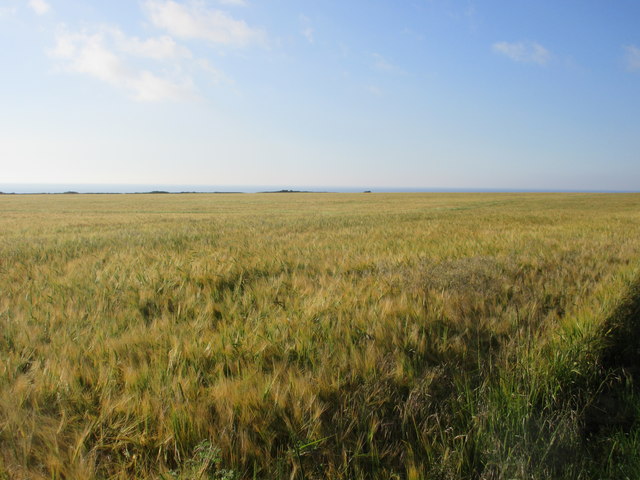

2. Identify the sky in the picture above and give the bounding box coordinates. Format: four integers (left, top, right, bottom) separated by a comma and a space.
1, 0, 640, 191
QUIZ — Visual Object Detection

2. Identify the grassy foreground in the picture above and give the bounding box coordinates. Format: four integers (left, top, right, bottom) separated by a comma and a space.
1, 192, 640, 479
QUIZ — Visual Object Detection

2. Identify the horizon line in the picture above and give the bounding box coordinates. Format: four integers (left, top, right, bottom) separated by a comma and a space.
0, 183, 638, 194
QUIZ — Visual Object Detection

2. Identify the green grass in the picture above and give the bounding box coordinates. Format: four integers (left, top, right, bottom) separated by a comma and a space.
1, 192, 640, 479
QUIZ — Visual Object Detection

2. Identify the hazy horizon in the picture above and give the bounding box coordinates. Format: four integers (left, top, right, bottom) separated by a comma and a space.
1, 183, 638, 195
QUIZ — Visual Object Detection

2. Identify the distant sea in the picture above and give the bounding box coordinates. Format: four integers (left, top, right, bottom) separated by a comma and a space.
0, 184, 635, 194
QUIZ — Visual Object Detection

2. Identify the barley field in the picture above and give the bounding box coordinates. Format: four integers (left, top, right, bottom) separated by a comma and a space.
1, 193, 640, 479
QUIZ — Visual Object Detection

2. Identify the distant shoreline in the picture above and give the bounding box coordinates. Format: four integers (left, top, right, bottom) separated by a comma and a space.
1, 184, 638, 195
1, 190, 638, 195
0, 190, 247, 195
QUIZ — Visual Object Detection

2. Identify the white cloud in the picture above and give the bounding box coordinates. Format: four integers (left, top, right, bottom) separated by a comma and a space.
49, 27, 196, 102
299, 14, 313, 44
196, 58, 227, 84
366, 85, 382, 96
302, 27, 313, 43
401, 28, 425, 42
113, 31, 192, 60
492, 41, 550, 65
372, 53, 394, 71
130, 71, 194, 102
371, 53, 404, 74
218, 0, 246, 6
28, 0, 51, 15
0, 6, 18, 17
143, 0, 264, 47
624, 45, 640, 71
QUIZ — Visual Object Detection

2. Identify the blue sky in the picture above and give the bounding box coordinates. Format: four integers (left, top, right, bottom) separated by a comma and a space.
1, 0, 639, 190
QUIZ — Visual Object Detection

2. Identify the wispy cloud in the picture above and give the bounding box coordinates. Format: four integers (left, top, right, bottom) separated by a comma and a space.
463, 2, 479, 32
624, 45, 640, 71
143, 0, 264, 47
113, 31, 192, 60
218, 0, 247, 6
46, 1, 253, 102
371, 53, 403, 73
492, 41, 550, 65
0, 6, 18, 17
299, 14, 314, 44
365, 85, 382, 96
49, 26, 197, 102
28, 0, 51, 15
401, 27, 425, 42
195, 57, 227, 84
